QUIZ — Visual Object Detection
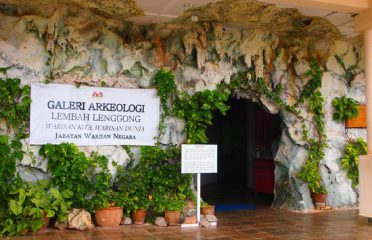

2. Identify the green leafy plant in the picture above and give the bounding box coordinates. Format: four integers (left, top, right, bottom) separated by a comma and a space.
114, 146, 194, 221
0, 135, 24, 236
114, 162, 150, 214
153, 69, 178, 140
1, 181, 72, 236
144, 146, 191, 216
40, 143, 94, 209
86, 152, 115, 212
161, 195, 185, 212
153, 68, 231, 144
0, 135, 23, 204
341, 138, 367, 188
173, 86, 230, 143
332, 96, 359, 121
297, 60, 327, 194
40, 143, 113, 211
0, 70, 31, 138
297, 140, 326, 194
153, 69, 177, 115
297, 59, 323, 106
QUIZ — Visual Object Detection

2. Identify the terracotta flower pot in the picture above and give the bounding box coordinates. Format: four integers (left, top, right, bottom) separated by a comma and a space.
312, 193, 326, 204
164, 210, 180, 226
132, 209, 146, 225
311, 192, 327, 209
345, 105, 366, 128
201, 205, 215, 215
35, 212, 51, 233
95, 207, 123, 227
41, 211, 50, 229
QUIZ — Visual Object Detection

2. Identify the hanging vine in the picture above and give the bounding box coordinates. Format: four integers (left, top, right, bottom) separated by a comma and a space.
173, 86, 231, 144
0, 68, 31, 139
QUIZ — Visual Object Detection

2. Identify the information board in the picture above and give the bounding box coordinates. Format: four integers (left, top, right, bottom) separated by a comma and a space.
181, 144, 217, 173
30, 83, 160, 146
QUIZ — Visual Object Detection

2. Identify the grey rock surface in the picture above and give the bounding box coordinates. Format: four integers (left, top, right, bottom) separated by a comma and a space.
155, 217, 168, 227
121, 217, 132, 225
68, 209, 95, 231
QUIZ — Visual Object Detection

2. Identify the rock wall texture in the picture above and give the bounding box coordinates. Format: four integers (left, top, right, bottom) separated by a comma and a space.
0, 0, 366, 211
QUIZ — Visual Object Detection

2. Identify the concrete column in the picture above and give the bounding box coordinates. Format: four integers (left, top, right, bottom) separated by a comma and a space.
359, 28, 372, 218
359, 155, 372, 217
365, 28, 372, 154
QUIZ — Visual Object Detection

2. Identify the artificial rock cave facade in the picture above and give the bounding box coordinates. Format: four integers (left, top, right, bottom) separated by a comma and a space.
0, 0, 366, 211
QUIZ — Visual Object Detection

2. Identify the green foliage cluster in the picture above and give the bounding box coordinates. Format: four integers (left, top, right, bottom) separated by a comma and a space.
86, 152, 114, 211
0, 135, 24, 235
296, 60, 327, 194
153, 69, 178, 140
0, 136, 23, 203
174, 87, 230, 143
1, 181, 72, 236
0, 136, 72, 236
341, 138, 367, 188
332, 96, 360, 121
153, 69, 231, 144
296, 60, 322, 106
153, 69, 177, 115
0, 68, 31, 138
141, 146, 194, 214
39, 143, 116, 212
40, 143, 94, 209
114, 163, 150, 213
297, 140, 326, 194
308, 91, 325, 140
114, 146, 194, 221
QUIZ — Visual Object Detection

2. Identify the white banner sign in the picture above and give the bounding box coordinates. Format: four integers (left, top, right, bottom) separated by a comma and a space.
30, 83, 160, 146
181, 144, 217, 173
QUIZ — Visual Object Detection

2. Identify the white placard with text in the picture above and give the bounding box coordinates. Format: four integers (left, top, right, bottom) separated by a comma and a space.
181, 144, 217, 173
30, 83, 160, 146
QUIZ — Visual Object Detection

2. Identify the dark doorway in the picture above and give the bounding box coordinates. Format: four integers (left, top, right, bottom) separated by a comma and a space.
202, 98, 281, 208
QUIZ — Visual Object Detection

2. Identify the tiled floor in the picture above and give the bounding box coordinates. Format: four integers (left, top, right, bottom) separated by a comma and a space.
2, 208, 372, 240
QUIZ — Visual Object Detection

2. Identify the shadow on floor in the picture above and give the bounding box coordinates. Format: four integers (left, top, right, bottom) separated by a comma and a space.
202, 183, 273, 210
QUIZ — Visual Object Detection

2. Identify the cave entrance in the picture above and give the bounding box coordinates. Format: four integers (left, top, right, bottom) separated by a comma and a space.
202, 98, 282, 209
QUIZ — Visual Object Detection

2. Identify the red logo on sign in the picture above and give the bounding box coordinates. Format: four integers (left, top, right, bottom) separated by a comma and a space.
92, 91, 103, 98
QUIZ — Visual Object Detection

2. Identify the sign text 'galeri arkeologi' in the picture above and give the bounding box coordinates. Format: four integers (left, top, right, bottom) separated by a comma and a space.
30, 83, 160, 146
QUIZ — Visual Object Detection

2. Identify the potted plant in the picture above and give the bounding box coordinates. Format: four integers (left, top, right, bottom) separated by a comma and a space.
128, 192, 150, 225
89, 155, 123, 228
113, 154, 152, 225
332, 96, 365, 128
1, 180, 72, 236
201, 202, 215, 215
113, 169, 149, 225
163, 196, 184, 226
131, 209, 147, 225
92, 191, 123, 227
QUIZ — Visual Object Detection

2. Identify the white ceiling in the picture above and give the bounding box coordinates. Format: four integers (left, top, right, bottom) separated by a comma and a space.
128, 0, 357, 36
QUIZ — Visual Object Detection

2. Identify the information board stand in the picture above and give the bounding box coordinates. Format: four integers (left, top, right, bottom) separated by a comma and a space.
181, 144, 217, 228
